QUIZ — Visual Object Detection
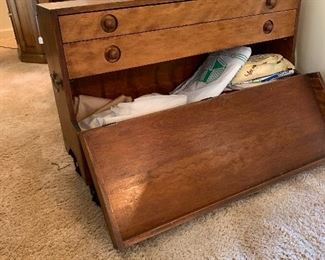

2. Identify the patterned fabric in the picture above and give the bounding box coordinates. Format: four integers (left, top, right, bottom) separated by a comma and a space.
231, 54, 295, 85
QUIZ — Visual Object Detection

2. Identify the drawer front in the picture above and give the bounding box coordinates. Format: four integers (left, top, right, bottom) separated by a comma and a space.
80, 74, 325, 249
59, 0, 300, 43
64, 10, 296, 79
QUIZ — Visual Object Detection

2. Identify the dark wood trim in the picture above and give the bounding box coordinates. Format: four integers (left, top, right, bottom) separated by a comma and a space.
18, 51, 47, 63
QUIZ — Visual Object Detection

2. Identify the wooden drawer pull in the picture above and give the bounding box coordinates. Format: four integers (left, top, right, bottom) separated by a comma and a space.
101, 14, 118, 33
266, 0, 277, 9
105, 45, 121, 63
263, 20, 274, 34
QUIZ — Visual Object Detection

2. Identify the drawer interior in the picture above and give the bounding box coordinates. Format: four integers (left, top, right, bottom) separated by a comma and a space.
80, 73, 325, 249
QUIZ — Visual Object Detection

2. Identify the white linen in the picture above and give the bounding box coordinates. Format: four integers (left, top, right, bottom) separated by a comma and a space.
79, 94, 187, 130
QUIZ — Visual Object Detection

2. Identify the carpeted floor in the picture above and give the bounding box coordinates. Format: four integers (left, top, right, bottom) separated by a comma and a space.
0, 47, 324, 259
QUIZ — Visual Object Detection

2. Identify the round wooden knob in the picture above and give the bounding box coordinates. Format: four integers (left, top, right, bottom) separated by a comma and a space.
263, 20, 274, 34
266, 0, 277, 9
105, 46, 121, 63
101, 14, 118, 33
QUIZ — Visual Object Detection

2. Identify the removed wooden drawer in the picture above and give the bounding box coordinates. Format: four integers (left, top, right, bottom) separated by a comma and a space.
59, 0, 299, 43
80, 74, 325, 250
64, 10, 297, 79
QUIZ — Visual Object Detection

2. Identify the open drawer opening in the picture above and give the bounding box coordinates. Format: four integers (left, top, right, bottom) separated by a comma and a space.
80, 72, 325, 249
71, 38, 298, 129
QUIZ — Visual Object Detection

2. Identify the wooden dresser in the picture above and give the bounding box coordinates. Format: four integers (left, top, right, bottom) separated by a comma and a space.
37, 0, 325, 250
6, 0, 49, 63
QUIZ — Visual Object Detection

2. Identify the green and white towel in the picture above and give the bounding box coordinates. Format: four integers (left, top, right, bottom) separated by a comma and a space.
171, 46, 252, 103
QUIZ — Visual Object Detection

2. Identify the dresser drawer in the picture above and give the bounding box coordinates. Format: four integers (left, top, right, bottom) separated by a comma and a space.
64, 10, 296, 79
59, 0, 299, 43
80, 74, 325, 249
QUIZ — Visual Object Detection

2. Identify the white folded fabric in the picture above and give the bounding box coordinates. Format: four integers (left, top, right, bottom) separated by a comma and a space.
79, 94, 188, 130
171, 46, 252, 103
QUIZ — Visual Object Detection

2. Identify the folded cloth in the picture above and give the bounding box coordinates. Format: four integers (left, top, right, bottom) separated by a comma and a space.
74, 95, 111, 122
74, 95, 132, 121
79, 94, 188, 130
171, 46, 252, 103
231, 54, 295, 85
228, 69, 295, 90
92, 95, 133, 115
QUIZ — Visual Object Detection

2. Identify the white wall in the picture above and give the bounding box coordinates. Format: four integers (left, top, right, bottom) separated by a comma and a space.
296, 0, 325, 78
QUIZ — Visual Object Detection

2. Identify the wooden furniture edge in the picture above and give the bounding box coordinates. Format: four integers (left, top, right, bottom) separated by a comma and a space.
37, 0, 190, 15
37, 6, 92, 184
79, 131, 126, 250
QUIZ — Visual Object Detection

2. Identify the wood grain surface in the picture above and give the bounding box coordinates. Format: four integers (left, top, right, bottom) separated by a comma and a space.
81, 74, 325, 248
38, 0, 188, 15
64, 10, 297, 79
59, 0, 299, 43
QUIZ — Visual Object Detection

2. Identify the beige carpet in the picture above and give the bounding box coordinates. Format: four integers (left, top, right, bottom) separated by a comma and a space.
0, 47, 324, 259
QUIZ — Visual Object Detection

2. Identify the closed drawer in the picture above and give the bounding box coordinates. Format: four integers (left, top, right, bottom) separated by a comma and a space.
64, 10, 296, 79
80, 74, 325, 250
59, 0, 299, 43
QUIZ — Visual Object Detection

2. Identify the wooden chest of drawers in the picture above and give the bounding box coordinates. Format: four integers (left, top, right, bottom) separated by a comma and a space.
6, 0, 66, 63
37, 0, 325, 250
6, 0, 50, 63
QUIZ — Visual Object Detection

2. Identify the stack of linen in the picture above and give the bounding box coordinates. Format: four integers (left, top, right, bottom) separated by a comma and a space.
227, 54, 295, 90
